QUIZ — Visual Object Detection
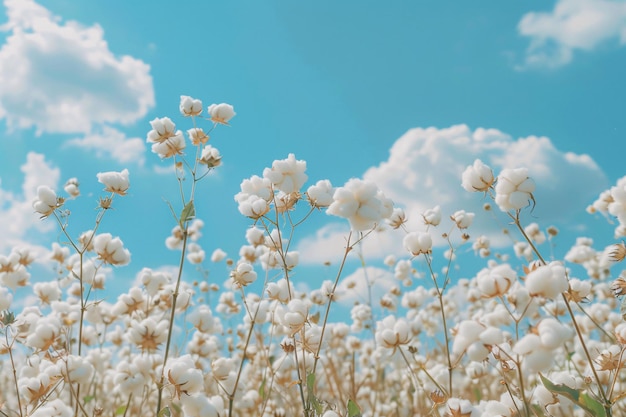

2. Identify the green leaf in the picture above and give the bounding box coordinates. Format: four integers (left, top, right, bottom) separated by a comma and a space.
83, 395, 94, 404
540, 374, 606, 417
115, 406, 127, 415
306, 373, 323, 414
157, 406, 171, 417
179, 200, 195, 227
347, 399, 362, 417
259, 378, 266, 400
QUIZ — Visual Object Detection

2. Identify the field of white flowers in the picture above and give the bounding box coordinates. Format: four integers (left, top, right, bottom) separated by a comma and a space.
1, 95, 626, 417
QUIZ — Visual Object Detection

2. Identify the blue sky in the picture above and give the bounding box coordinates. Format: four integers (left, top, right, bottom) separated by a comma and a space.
1, 0, 626, 299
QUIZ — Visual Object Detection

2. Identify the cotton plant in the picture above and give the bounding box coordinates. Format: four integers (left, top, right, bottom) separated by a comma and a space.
5, 101, 626, 417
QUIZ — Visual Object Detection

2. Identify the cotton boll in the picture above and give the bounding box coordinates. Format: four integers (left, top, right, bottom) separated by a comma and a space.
525, 261, 569, 298
179, 95, 203, 116
96, 169, 130, 196
306, 179, 335, 208
263, 153, 308, 194
461, 159, 494, 192
208, 103, 236, 124
495, 167, 535, 211
403, 231, 432, 256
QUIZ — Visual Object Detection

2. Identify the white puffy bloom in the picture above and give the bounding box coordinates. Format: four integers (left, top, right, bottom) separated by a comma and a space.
230, 261, 257, 288
187, 127, 209, 145
495, 167, 535, 211
211, 248, 227, 262
387, 208, 407, 229
97, 169, 130, 196
525, 261, 569, 298
199, 145, 222, 168
165, 354, 204, 398
422, 205, 441, 226
451, 210, 475, 229
461, 159, 494, 192
375, 315, 411, 350
127, 317, 169, 351
476, 263, 517, 298
472, 235, 491, 257
0, 286, 12, 311
306, 179, 335, 208
147, 116, 177, 143
403, 231, 432, 256
524, 222, 546, 244
327, 178, 393, 231
33, 185, 60, 217
282, 299, 309, 335
92, 233, 131, 266
237, 194, 270, 219
186, 243, 205, 264
208, 103, 236, 124
188, 305, 218, 333
180, 95, 203, 116
113, 359, 150, 397
63, 355, 94, 385
263, 154, 308, 194
446, 398, 477, 417
236, 175, 273, 202
33, 281, 61, 304
63, 177, 80, 198
266, 279, 290, 303
25, 316, 62, 351
151, 130, 186, 159
181, 394, 222, 417
29, 399, 72, 417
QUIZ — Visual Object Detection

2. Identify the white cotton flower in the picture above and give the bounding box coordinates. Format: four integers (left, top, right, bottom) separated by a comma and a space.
63, 178, 80, 198
422, 205, 442, 226
525, 261, 569, 298
376, 315, 411, 350
187, 127, 209, 145
33, 185, 60, 217
127, 317, 169, 351
97, 169, 130, 196
92, 233, 131, 266
476, 263, 517, 298
387, 208, 407, 229
237, 194, 270, 219
236, 175, 273, 202
0, 286, 12, 311
495, 167, 535, 211
461, 159, 494, 192
181, 394, 221, 417
151, 130, 186, 159
208, 103, 236, 124
165, 354, 204, 398
266, 279, 290, 303
263, 154, 308, 194
403, 231, 432, 256
186, 243, 205, 264
230, 261, 257, 288
29, 399, 72, 417
63, 355, 94, 385
199, 145, 222, 168
33, 282, 61, 304
326, 178, 393, 231
147, 116, 177, 143
282, 299, 309, 335
451, 210, 475, 229
306, 179, 335, 208
211, 248, 227, 262
180, 95, 203, 116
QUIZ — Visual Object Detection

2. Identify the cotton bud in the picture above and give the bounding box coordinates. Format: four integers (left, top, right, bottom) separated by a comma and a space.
199, 145, 222, 168
451, 210, 474, 229
283, 299, 309, 335
180, 95, 203, 116
306, 179, 335, 208
64, 178, 80, 198
147, 117, 176, 143
97, 169, 130, 196
476, 264, 517, 298
461, 159, 494, 192
403, 232, 432, 256
387, 208, 407, 229
422, 205, 442, 227
327, 178, 394, 231
33, 185, 61, 218
92, 233, 131, 266
495, 167, 535, 211
165, 354, 204, 398
263, 154, 308, 194
525, 261, 569, 298
230, 262, 257, 288
187, 127, 209, 145
208, 103, 236, 124
151, 130, 186, 158
375, 316, 411, 349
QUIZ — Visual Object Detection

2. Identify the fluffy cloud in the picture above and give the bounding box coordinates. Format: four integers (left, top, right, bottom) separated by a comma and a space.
297, 124, 607, 264
0, 0, 153, 161
518, 0, 626, 68
0, 152, 60, 255
66, 126, 146, 165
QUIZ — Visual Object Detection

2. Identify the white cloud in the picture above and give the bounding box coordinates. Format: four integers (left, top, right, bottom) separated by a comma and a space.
0, 0, 154, 164
65, 126, 146, 165
297, 124, 608, 264
0, 152, 60, 255
334, 266, 396, 306
517, 0, 626, 68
